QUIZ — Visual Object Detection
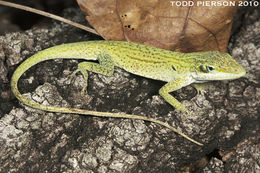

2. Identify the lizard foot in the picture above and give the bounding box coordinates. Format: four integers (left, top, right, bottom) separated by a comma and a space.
176, 103, 196, 119
70, 68, 89, 96
192, 83, 210, 97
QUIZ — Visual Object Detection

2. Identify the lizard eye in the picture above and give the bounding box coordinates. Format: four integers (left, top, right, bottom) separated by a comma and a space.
199, 65, 215, 73
207, 66, 215, 71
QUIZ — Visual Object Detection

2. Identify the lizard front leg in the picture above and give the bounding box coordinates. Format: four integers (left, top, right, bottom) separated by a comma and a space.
72, 52, 115, 95
159, 76, 194, 116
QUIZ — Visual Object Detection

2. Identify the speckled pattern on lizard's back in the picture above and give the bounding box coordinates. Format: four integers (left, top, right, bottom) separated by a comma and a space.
11, 40, 246, 146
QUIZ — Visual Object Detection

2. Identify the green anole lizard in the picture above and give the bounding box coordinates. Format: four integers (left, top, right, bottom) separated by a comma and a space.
11, 40, 246, 146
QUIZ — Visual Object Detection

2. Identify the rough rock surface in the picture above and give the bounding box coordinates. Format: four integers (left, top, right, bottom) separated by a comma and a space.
0, 7, 259, 173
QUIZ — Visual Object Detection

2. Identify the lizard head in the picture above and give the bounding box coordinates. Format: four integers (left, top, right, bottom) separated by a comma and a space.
191, 51, 246, 81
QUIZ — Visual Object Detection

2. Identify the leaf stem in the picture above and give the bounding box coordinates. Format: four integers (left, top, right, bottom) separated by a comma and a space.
0, 0, 100, 35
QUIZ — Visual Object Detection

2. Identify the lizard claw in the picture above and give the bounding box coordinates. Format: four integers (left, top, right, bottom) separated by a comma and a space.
80, 84, 87, 96
177, 104, 196, 118
69, 68, 89, 96
192, 83, 209, 97
181, 110, 196, 120
186, 110, 196, 117
69, 69, 80, 79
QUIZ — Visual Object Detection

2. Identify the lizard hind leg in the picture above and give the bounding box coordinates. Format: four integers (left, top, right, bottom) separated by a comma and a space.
71, 52, 115, 95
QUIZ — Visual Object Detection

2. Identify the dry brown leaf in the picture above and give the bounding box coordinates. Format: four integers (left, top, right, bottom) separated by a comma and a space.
77, 0, 244, 52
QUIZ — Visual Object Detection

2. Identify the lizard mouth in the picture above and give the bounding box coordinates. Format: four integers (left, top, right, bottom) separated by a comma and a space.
192, 68, 246, 81
227, 66, 247, 80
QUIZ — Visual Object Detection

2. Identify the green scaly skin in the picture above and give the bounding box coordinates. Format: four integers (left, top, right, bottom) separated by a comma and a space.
11, 41, 246, 146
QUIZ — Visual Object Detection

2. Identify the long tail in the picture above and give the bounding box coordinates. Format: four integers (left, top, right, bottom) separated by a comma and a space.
11, 41, 203, 146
